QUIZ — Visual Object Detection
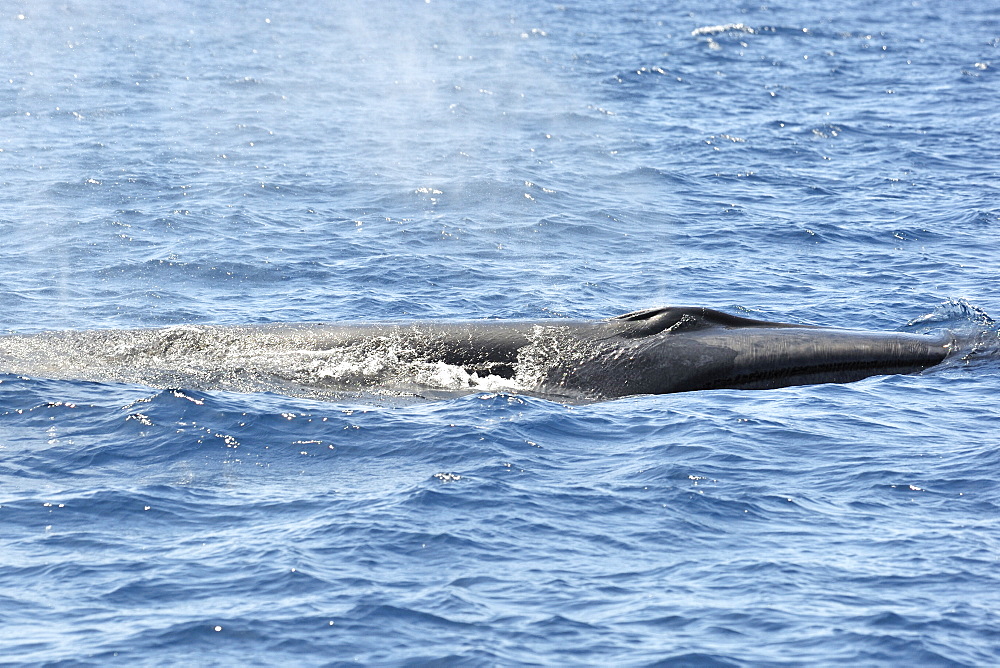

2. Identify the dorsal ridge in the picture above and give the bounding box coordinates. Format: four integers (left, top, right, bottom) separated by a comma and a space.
610, 306, 803, 337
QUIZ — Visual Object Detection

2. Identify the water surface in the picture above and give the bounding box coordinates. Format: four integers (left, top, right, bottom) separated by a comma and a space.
2, 0, 999, 664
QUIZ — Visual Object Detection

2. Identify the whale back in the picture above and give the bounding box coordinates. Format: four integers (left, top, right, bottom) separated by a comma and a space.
0, 307, 954, 402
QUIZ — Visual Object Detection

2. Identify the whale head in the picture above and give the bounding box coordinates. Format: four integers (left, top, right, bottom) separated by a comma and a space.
551, 307, 953, 398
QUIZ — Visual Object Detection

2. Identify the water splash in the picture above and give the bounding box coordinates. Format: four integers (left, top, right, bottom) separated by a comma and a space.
905, 299, 1000, 363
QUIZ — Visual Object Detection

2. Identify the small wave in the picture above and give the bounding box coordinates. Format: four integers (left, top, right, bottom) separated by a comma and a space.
691, 23, 756, 37
907, 299, 995, 330
905, 299, 1000, 364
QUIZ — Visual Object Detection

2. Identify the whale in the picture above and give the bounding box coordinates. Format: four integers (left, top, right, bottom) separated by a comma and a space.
0, 306, 953, 402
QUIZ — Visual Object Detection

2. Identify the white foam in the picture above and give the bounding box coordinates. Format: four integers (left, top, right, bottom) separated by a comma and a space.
691, 23, 755, 37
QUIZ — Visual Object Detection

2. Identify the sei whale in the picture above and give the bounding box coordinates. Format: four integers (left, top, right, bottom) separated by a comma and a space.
0, 307, 953, 402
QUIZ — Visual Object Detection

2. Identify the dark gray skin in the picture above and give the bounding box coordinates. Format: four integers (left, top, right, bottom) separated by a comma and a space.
545, 306, 953, 397
0, 307, 953, 402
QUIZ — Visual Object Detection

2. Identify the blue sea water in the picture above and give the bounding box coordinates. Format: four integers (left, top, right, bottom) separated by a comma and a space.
2, 0, 1000, 664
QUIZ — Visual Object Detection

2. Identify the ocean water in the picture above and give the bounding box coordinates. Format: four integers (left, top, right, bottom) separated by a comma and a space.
2, 0, 1000, 665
